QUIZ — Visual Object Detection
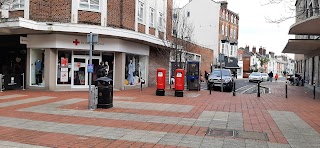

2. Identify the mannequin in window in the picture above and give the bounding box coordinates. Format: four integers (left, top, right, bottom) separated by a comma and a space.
35, 60, 42, 85
97, 62, 105, 78
104, 61, 109, 77
128, 60, 134, 85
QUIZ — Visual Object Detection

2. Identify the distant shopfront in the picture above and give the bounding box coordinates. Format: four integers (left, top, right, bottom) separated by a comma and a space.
26, 34, 149, 91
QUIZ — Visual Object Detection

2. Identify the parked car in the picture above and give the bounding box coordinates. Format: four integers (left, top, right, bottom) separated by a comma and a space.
261, 73, 269, 82
207, 69, 234, 92
249, 72, 262, 82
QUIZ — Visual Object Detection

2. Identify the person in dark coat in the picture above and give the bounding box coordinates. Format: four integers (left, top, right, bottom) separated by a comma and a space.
204, 71, 209, 81
268, 71, 274, 82
97, 62, 105, 78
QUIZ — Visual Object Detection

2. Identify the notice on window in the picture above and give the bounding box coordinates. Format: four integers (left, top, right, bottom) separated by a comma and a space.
60, 71, 68, 82
61, 68, 68, 72
61, 57, 68, 68
74, 62, 80, 71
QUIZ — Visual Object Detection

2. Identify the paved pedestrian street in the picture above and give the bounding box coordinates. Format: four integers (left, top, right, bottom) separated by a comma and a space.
0, 83, 320, 147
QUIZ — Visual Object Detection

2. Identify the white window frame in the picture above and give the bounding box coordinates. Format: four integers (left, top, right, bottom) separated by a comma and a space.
221, 44, 225, 54
79, 0, 100, 12
226, 12, 228, 21
159, 12, 164, 28
234, 30, 237, 38
12, 0, 24, 10
149, 7, 155, 27
231, 15, 233, 23
230, 28, 233, 38
225, 26, 228, 36
138, 1, 145, 23
222, 24, 224, 35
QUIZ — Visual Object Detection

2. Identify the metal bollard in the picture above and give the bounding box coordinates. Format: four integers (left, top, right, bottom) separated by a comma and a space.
209, 83, 212, 95
314, 83, 316, 99
257, 81, 260, 97
21, 73, 25, 90
233, 81, 236, 96
0, 74, 3, 92
285, 81, 288, 98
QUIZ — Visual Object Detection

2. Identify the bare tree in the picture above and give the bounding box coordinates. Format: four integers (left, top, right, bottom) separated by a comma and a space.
261, 0, 318, 24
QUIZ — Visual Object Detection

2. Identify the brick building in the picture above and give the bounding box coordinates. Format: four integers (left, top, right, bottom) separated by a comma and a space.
216, 1, 239, 66
0, 0, 212, 91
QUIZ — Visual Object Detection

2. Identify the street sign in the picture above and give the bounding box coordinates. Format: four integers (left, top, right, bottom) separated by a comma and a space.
88, 64, 94, 73
87, 34, 98, 43
219, 53, 225, 62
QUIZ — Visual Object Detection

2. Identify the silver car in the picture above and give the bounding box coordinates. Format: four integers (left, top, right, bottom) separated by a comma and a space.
249, 72, 262, 82
261, 73, 269, 82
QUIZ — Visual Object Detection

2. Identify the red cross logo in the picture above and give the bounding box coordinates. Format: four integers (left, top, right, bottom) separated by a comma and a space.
73, 39, 80, 45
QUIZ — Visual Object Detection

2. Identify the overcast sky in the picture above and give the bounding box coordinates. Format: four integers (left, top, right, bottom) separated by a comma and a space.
175, 0, 295, 57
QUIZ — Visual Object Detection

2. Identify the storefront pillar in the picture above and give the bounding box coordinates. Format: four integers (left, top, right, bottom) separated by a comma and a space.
44, 49, 57, 90
114, 52, 126, 90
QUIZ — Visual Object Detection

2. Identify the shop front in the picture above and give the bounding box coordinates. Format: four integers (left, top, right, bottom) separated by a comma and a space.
26, 34, 149, 91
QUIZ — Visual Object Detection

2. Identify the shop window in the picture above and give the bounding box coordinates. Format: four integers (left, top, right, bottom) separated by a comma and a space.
125, 54, 146, 86
30, 49, 45, 86
57, 50, 72, 84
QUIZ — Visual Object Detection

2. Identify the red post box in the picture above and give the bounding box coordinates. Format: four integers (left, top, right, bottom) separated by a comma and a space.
174, 69, 185, 97
156, 68, 166, 96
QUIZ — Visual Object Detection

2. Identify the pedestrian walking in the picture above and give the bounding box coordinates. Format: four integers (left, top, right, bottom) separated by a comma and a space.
204, 71, 209, 81
268, 71, 273, 82
275, 73, 278, 82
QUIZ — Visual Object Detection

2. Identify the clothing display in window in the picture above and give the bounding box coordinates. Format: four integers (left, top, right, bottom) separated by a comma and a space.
128, 60, 134, 85
35, 60, 43, 85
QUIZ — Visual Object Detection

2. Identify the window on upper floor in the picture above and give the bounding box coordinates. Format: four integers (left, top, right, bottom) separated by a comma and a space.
187, 11, 190, 17
150, 7, 154, 27
80, 0, 100, 11
230, 28, 233, 38
222, 10, 225, 19
138, 1, 145, 23
221, 44, 225, 54
159, 12, 164, 28
226, 12, 228, 21
225, 26, 228, 36
12, 0, 24, 9
231, 15, 233, 23
230, 46, 233, 56
222, 24, 224, 35
234, 30, 237, 39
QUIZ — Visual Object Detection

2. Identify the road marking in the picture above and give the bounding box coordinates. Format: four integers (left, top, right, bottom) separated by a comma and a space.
0, 140, 49, 148
0, 96, 56, 108
0, 94, 27, 100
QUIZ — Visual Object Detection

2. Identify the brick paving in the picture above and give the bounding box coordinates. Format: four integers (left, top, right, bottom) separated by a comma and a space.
0, 83, 319, 147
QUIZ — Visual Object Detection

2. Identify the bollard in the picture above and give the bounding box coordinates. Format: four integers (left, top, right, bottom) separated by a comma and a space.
257, 81, 260, 97
0, 74, 2, 92
285, 81, 288, 98
21, 73, 25, 90
233, 81, 236, 96
209, 83, 212, 95
314, 83, 316, 99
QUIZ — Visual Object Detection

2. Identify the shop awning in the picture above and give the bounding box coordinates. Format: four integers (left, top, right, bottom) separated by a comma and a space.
289, 16, 320, 35
282, 39, 320, 54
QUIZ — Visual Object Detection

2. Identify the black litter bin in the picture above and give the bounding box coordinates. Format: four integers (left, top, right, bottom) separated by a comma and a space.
95, 77, 113, 109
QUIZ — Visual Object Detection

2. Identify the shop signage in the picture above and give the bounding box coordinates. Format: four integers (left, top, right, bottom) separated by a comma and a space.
88, 64, 94, 73
20, 36, 28, 44
61, 57, 68, 68
60, 71, 68, 82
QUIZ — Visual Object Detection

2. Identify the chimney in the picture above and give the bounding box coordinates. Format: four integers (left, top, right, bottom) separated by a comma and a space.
252, 46, 256, 53
244, 45, 249, 53
259, 47, 263, 55
220, 1, 228, 8
263, 48, 266, 56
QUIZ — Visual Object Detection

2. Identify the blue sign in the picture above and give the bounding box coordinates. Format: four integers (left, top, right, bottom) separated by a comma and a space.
88, 64, 94, 73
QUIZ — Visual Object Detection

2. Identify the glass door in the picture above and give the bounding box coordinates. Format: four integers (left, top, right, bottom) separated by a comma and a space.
90, 58, 101, 85
72, 57, 87, 87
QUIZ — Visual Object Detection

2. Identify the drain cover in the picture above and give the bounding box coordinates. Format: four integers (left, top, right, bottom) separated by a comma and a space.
234, 131, 269, 141
206, 128, 268, 141
206, 128, 235, 137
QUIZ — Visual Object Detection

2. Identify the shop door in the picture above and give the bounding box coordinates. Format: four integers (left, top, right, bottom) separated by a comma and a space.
72, 57, 87, 87
72, 56, 101, 88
